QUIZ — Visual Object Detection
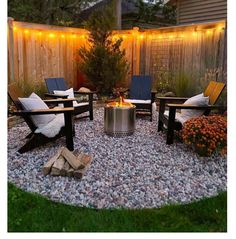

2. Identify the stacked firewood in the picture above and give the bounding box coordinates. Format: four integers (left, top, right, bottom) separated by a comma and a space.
43, 147, 92, 179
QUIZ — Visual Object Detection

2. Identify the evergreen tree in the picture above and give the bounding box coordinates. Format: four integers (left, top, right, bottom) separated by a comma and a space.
77, 4, 129, 96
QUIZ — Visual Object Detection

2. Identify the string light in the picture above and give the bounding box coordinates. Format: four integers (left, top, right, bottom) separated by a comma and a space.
206, 29, 213, 34
16, 25, 222, 42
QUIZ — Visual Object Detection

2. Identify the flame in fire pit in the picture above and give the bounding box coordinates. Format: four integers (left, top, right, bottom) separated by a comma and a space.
107, 96, 133, 107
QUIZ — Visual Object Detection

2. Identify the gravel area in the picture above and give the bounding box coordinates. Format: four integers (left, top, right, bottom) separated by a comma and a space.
8, 108, 227, 209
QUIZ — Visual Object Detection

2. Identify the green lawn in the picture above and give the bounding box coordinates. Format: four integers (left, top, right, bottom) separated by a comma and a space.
8, 183, 227, 232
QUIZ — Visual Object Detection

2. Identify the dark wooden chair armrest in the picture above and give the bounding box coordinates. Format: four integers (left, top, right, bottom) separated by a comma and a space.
73, 91, 97, 95
13, 107, 74, 116
167, 104, 221, 110
158, 97, 188, 115
43, 98, 75, 104
157, 96, 189, 101
44, 93, 69, 99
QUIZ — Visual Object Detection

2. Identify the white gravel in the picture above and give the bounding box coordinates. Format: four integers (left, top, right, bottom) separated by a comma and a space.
8, 108, 227, 209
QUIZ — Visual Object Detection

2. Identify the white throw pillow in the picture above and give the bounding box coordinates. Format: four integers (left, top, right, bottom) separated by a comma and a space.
35, 113, 64, 138
180, 93, 209, 123
18, 93, 56, 128
53, 88, 79, 107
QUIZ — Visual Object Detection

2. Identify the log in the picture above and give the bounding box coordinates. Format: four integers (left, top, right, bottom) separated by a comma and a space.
43, 148, 62, 175
76, 153, 85, 170
80, 155, 92, 167
60, 161, 70, 176
74, 156, 92, 179
74, 167, 87, 179
61, 147, 83, 169
66, 166, 74, 177
51, 155, 65, 176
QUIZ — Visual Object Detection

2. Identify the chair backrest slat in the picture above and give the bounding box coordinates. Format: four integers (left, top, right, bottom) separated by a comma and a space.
8, 83, 24, 103
8, 83, 37, 132
130, 75, 152, 100
204, 81, 225, 105
45, 77, 68, 93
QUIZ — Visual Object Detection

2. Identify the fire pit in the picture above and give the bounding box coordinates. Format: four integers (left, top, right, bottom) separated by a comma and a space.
104, 97, 136, 137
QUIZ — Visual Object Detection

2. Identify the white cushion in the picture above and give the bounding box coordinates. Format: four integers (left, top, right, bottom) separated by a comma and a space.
164, 110, 187, 124
124, 99, 151, 104
35, 113, 64, 138
163, 93, 209, 124
53, 88, 79, 107
180, 93, 209, 121
18, 93, 56, 128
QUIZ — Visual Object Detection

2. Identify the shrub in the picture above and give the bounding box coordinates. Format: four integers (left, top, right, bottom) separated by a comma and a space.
77, 3, 129, 96
180, 115, 227, 157
15, 80, 47, 98
174, 72, 195, 97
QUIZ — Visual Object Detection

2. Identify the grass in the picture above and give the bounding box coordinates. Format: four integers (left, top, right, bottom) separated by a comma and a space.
8, 183, 227, 232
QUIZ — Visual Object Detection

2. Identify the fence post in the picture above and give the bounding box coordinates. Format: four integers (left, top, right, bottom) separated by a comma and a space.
132, 27, 140, 75
7, 17, 15, 83
222, 21, 227, 82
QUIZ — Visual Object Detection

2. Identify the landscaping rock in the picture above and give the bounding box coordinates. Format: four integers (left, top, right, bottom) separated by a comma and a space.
78, 87, 91, 93
7, 108, 227, 209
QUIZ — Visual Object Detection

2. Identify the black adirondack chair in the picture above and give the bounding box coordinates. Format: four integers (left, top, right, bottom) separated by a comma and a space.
45, 77, 95, 120
157, 81, 226, 144
121, 75, 156, 121
8, 83, 75, 153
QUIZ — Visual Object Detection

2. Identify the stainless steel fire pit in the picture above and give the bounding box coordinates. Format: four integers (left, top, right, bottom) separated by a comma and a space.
104, 105, 136, 137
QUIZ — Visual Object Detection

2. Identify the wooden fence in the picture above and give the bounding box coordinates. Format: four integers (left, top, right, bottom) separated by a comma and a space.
8, 18, 226, 92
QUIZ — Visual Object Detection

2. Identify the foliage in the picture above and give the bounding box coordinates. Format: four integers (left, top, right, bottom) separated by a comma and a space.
8, 0, 99, 26
181, 115, 227, 157
8, 0, 176, 27
134, 0, 176, 24
8, 183, 227, 232
153, 71, 173, 94
12, 80, 47, 98
77, 4, 129, 96
174, 72, 195, 97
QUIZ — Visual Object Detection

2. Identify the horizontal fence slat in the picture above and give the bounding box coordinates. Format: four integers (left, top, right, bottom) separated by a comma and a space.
8, 20, 226, 94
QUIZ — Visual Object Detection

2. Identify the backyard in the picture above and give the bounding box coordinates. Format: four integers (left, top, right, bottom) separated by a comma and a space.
7, 0, 227, 234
